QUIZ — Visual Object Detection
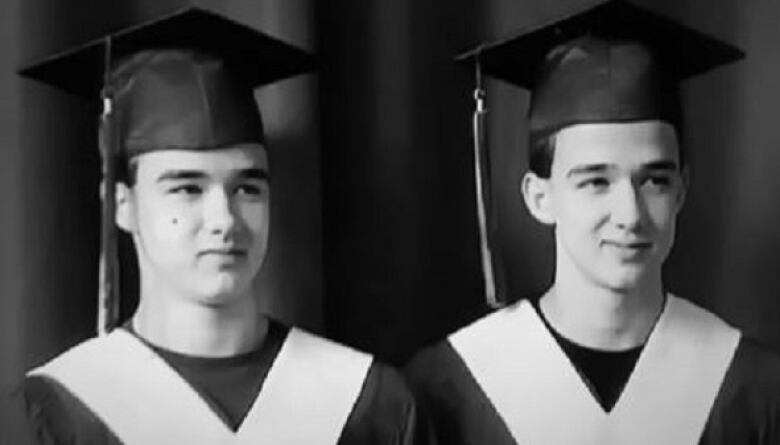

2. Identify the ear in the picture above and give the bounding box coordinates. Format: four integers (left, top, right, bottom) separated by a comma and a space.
521, 171, 555, 225
114, 181, 137, 233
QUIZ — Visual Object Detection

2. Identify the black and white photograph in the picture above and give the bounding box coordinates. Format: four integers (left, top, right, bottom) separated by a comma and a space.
1, 0, 780, 444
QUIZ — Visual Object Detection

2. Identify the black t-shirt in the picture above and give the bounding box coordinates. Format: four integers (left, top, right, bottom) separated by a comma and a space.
532, 301, 643, 412
129, 321, 286, 430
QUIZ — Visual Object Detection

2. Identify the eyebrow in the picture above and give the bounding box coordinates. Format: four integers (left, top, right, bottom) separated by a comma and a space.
156, 170, 207, 182
642, 160, 678, 172
566, 164, 611, 178
156, 167, 269, 183
236, 168, 270, 181
565, 160, 679, 178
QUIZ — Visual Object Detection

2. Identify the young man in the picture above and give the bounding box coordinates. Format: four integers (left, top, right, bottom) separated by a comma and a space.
405, 2, 780, 444
19, 8, 429, 445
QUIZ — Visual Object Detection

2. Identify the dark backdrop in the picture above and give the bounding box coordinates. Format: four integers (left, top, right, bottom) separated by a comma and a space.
318, 0, 489, 363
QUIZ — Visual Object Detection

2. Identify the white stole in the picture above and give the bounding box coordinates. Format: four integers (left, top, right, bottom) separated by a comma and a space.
450, 295, 740, 445
29, 327, 372, 445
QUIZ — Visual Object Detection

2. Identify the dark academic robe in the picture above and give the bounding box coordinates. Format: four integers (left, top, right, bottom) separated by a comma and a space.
405, 296, 780, 445
21, 320, 432, 445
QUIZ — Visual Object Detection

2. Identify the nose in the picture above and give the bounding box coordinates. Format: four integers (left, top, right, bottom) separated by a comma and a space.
203, 188, 237, 237
611, 181, 644, 231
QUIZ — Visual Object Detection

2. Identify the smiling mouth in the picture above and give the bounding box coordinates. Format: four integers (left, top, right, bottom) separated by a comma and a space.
603, 241, 653, 249
601, 240, 653, 260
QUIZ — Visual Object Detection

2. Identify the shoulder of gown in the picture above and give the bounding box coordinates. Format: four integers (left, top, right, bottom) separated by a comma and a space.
20, 373, 122, 445
403, 339, 516, 445
701, 336, 780, 445
340, 359, 437, 445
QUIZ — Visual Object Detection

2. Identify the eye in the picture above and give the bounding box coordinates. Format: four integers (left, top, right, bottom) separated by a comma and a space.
168, 184, 202, 195
577, 177, 610, 191
234, 182, 266, 198
642, 174, 673, 191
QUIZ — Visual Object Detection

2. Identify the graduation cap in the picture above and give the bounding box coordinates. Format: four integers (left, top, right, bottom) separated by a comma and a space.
19, 7, 315, 335
456, 0, 744, 308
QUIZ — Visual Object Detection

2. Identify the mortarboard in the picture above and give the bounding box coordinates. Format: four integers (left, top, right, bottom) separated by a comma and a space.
19, 7, 315, 335
456, 0, 744, 307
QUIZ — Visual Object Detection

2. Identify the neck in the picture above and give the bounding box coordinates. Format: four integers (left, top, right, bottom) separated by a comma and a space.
133, 282, 267, 358
541, 256, 665, 351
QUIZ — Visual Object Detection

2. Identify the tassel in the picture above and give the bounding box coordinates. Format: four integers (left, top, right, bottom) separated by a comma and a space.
471, 52, 506, 309
97, 36, 120, 336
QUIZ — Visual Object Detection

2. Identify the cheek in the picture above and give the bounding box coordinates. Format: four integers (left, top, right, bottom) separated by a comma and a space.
239, 203, 270, 236
556, 195, 607, 235
645, 196, 679, 231
139, 204, 197, 246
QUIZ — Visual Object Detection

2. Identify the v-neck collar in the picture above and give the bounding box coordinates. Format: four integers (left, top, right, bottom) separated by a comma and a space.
124, 321, 286, 431
31, 327, 373, 445
532, 299, 645, 412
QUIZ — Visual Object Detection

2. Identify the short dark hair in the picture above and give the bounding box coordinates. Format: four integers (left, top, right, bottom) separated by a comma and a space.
528, 133, 557, 178
115, 154, 139, 187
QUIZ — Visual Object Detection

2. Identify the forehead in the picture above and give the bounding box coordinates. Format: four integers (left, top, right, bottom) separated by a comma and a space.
134, 143, 268, 178
551, 121, 680, 175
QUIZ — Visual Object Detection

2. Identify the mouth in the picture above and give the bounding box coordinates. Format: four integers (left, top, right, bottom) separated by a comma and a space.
603, 240, 653, 249
198, 248, 248, 258
601, 240, 653, 259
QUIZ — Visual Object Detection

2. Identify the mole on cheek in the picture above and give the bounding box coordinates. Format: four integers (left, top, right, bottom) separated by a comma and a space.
171, 218, 179, 225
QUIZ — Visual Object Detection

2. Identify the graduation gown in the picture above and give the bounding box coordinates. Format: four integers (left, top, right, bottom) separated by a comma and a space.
405, 295, 780, 445
21, 319, 431, 445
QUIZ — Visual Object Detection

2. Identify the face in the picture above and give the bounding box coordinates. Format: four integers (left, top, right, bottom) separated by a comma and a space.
524, 121, 686, 292
116, 144, 270, 306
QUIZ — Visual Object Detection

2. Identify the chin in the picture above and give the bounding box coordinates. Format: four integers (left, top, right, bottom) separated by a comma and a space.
192, 274, 252, 305
597, 266, 654, 293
